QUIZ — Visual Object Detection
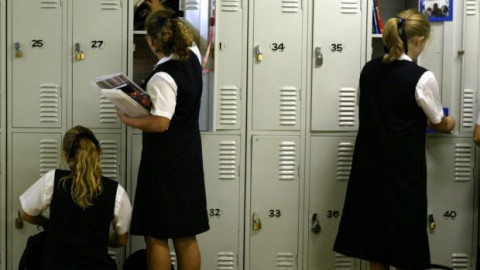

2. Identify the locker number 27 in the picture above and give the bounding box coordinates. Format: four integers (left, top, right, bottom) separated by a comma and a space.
91, 40, 104, 48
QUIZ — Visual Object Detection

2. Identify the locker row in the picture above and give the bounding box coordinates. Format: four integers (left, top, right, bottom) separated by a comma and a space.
0, 0, 479, 269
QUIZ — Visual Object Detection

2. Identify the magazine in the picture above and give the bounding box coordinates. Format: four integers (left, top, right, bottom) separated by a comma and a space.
91, 73, 151, 117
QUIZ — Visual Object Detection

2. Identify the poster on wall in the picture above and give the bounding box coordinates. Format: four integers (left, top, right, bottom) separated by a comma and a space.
420, 0, 453, 21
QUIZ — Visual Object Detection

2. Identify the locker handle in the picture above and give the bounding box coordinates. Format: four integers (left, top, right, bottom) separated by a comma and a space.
75, 42, 85, 60
311, 213, 321, 234
428, 214, 436, 231
15, 42, 23, 58
15, 210, 24, 229
315, 47, 323, 67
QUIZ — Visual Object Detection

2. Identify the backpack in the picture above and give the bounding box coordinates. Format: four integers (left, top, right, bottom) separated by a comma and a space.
18, 227, 47, 270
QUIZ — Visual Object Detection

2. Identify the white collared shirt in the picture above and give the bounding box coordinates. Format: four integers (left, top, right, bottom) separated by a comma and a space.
147, 45, 202, 119
19, 170, 132, 234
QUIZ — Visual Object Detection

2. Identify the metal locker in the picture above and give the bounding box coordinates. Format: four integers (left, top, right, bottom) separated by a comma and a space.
459, 0, 480, 134
310, 0, 364, 132
213, 0, 245, 131
250, 135, 301, 270
71, 0, 126, 129
307, 136, 358, 270
8, 132, 62, 270
251, 0, 304, 131
96, 133, 123, 184
197, 134, 243, 270
0, 0, 5, 266
425, 137, 476, 268
9, 0, 64, 128
126, 132, 145, 253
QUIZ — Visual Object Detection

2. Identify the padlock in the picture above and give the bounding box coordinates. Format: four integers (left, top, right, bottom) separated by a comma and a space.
311, 213, 321, 234
76, 51, 85, 60
428, 214, 436, 231
15, 42, 23, 58
15, 210, 23, 229
255, 45, 264, 62
252, 213, 262, 231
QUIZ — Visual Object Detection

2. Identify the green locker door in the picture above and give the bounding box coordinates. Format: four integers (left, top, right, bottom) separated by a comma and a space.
10, 0, 64, 128
72, 0, 126, 129
8, 133, 62, 270
426, 138, 476, 268
310, 0, 364, 131
198, 134, 243, 270
251, 0, 304, 131
250, 135, 301, 270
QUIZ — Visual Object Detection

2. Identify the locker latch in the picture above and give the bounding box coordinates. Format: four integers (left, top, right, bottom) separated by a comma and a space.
252, 212, 262, 231
428, 214, 436, 231
255, 45, 264, 62
315, 47, 323, 67
15, 210, 23, 229
311, 213, 321, 234
75, 42, 85, 60
15, 42, 23, 58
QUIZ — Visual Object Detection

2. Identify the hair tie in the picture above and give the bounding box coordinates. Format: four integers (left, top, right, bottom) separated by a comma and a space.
68, 133, 100, 159
396, 16, 409, 54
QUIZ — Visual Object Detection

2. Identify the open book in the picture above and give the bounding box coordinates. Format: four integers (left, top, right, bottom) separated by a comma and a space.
91, 73, 151, 117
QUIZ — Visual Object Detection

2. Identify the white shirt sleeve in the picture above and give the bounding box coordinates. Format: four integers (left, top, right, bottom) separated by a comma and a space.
112, 184, 132, 235
19, 170, 55, 216
146, 72, 177, 119
415, 71, 444, 124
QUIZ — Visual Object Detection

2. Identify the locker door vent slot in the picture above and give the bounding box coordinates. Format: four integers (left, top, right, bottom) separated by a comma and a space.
170, 252, 177, 267
218, 141, 237, 180
40, 139, 59, 176
185, 0, 200, 10
281, 0, 300, 14
276, 252, 295, 269
40, 0, 61, 9
461, 89, 475, 129
99, 96, 118, 123
220, 0, 240, 12
341, 0, 360, 14
466, 0, 478, 16
454, 143, 473, 182
100, 0, 120, 10
451, 253, 469, 268
338, 87, 356, 127
40, 84, 60, 123
217, 251, 235, 270
279, 87, 298, 126
278, 141, 297, 181
335, 253, 353, 269
100, 140, 119, 179
219, 86, 239, 127
337, 142, 354, 181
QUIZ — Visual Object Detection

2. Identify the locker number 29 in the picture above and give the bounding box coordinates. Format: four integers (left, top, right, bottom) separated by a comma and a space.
330, 43, 344, 52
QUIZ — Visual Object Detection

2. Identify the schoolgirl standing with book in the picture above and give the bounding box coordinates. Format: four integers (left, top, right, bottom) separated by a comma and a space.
116, 5, 209, 270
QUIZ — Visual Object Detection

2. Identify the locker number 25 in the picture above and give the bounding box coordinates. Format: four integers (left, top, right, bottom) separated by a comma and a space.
31, 40, 44, 48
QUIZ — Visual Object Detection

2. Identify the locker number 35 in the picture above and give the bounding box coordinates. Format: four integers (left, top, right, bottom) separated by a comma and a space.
330, 43, 344, 52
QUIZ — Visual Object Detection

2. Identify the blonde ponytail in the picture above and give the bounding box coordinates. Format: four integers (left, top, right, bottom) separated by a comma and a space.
383, 9, 430, 63
61, 126, 103, 209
